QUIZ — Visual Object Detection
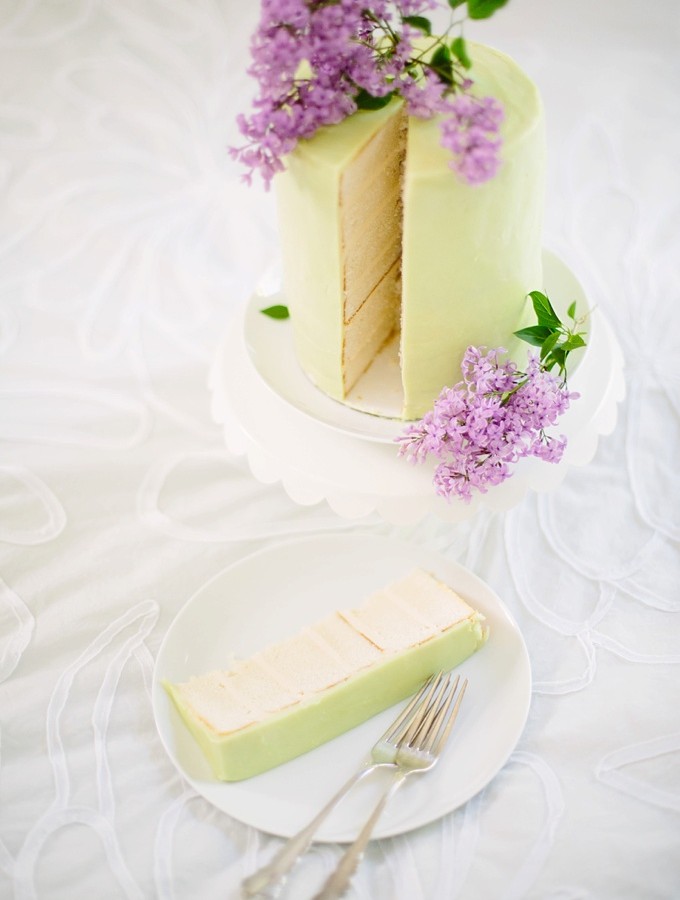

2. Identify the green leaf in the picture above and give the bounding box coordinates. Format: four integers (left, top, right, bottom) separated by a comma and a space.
450, 36, 472, 69
539, 331, 560, 361
549, 346, 567, 373
431, 44, 453, 67
467, 0, 510, 20
528, 290, 561, 328
354, 89, 394, 110
520, 288, 589, 383
447, 0, 466, 8
562, 333, 587, 351
260, 304, 289, 320
430, 44, 454, 84
402, 15, 432, 35
514, 325, 553, 348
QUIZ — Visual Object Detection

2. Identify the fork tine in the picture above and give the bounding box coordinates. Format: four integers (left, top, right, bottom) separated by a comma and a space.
380, 672, 438, 745
400, 672, 450, 749
426, 676, 468, 755
407, 674, 456, 751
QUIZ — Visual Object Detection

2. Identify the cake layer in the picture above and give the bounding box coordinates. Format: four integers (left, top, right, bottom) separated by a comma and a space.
343, 258, 400, 393
341, 105, 405, 322
165, 569, 488, 781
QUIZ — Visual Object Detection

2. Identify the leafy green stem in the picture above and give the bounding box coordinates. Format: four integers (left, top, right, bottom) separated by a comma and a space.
514, 290, 588, 383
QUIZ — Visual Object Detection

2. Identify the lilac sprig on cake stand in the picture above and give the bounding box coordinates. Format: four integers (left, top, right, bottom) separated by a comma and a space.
396, 292, 588, 503
231, 0, 509, 189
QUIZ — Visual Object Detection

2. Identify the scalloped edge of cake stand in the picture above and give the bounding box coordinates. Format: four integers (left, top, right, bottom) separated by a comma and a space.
209, 264, 625, 525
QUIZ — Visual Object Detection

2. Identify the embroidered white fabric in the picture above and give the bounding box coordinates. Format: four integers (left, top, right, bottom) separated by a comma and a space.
0, 1, 678, 898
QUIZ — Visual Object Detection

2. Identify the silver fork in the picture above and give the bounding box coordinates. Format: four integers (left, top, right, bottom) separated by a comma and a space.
313, 673, 468, 900
241, 673, 445, 899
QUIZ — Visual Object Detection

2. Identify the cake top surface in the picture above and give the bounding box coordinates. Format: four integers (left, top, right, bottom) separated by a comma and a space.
465, 42, 542, 143
287, 97, 404, 168
285, 41, 541, 173
407, 42, 543, 173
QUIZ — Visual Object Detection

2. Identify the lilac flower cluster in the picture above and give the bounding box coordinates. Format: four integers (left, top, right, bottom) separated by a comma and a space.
440, 94, 504, 184
401, 77, 504, 183
397, 347, 575, 503
231, 0, 503, 188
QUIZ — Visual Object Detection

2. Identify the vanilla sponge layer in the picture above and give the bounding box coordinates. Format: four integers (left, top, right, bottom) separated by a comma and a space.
165, 569, 488, 781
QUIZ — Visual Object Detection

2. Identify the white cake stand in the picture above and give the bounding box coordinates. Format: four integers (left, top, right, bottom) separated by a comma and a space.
209, 251, 625, 525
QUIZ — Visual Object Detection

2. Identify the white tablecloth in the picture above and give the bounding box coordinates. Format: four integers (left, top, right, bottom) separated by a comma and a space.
1, 1, 679, 898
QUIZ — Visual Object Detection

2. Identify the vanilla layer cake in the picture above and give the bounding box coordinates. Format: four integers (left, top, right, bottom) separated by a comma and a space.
275, 42, 545, 419
165, 569, 488, 781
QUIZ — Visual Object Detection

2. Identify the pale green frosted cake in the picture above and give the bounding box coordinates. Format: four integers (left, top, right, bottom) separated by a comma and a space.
165, 569, 488, 781
275, 42, 545, 419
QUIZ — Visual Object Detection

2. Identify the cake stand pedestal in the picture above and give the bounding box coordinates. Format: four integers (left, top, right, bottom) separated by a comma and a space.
209, 254, 625, 525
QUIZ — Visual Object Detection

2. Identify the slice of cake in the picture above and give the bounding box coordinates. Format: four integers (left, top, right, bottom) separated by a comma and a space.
165, 569, 488, 781
275, 42, 545, 419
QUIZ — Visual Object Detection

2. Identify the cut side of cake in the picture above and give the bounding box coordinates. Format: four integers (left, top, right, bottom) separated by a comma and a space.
276, 99, 406, 407
340, 104, 406, 395
275, 42, 545, 420
165, 568, 488, 781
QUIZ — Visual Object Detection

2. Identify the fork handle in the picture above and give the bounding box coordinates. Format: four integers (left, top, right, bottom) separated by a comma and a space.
313, 771, 408, 900
241, 763, 387, 898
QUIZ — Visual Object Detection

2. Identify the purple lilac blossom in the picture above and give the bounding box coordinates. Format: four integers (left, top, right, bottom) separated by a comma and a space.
397, 346, 576, 503
439, 94, 504, 184
231, 0, 504, 188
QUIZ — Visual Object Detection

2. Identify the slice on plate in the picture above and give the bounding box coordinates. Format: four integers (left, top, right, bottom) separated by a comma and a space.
164, 568, 488, 781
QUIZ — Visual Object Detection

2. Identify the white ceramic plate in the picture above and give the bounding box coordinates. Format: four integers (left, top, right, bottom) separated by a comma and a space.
242, 249, 590, 444
152, 533, 531, 842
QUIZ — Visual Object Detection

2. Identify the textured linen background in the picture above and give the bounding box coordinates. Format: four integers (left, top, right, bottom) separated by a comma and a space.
1, 1, 679, 898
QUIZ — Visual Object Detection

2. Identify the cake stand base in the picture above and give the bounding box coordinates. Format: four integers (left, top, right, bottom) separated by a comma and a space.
209, 253, 625, 525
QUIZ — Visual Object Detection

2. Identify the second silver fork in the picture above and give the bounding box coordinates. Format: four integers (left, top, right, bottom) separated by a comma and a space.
241, 673, 446, 899
313, 672, 468, 900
